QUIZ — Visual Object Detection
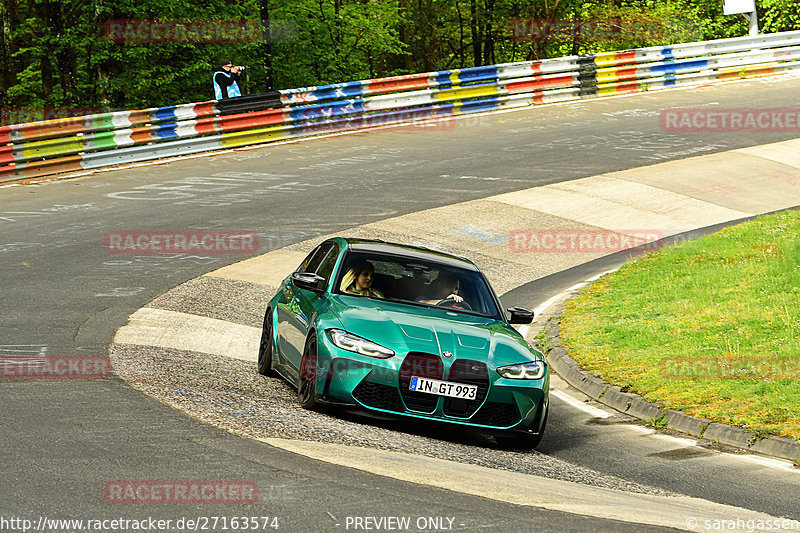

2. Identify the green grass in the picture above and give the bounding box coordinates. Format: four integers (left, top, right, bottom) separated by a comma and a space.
560, 210, 800, 441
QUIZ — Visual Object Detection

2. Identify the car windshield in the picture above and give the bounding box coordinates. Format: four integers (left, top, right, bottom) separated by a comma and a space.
334, 250, 504, 320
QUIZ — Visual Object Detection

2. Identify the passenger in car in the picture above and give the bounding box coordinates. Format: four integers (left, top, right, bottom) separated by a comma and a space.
340, 260, 384, 298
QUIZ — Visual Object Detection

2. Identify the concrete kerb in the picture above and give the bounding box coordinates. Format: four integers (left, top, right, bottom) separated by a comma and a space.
537, 293, 800, 465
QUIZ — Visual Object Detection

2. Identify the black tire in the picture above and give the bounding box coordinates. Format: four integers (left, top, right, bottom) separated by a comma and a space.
298, 333, 320, 410
495, 406, 547, 449
257, 308, 275, 376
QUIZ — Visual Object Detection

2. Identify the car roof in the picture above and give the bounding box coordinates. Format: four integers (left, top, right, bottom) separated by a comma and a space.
333, 238, 479, 271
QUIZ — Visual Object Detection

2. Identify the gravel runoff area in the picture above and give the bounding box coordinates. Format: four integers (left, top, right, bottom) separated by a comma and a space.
111, 275, 678, 498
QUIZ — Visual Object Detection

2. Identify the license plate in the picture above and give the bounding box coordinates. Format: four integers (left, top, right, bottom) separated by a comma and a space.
409, 376, 478, 400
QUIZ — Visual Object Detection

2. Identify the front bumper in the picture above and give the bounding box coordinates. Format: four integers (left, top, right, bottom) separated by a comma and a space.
314, 335, 549, 433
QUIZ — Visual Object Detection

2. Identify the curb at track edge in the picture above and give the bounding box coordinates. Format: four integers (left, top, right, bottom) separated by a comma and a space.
530, 207, 800, 466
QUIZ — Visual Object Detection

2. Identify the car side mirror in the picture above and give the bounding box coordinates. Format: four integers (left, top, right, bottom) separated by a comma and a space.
292, 272, 326, 293
507, 306, 534, 324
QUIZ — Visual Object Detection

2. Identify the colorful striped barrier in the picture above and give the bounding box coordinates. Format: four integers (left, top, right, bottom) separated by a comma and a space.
2, 30, 800, 183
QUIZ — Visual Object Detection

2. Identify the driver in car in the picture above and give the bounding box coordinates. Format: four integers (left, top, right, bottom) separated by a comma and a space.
416, 272, 464, 305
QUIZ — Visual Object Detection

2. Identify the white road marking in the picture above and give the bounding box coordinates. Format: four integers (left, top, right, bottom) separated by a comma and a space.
728, 453, 800, 474
113, 307, 260, 362
651, 434, 698, 447
551, 389, 613, 419
625, 424, 656, 435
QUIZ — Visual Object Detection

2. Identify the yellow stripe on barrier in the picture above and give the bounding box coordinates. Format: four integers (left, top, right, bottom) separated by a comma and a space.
434, 85, 500, 102
718, 62, 778, 79
18, 136, 86, 161
596, 69, 623, 84
596, 82, 641, 96
219, 125, 288, 148
594, 51, 638, 69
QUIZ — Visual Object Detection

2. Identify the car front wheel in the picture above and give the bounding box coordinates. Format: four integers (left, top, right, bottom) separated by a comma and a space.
298, 333, 320, 410
257, 308, 275, 376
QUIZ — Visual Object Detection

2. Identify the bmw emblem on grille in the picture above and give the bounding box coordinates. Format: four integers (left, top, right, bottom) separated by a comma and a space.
442, 351, 453, 358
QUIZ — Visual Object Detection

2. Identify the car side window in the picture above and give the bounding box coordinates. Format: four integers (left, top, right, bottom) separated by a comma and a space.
315, 243, 340, 287
297, 243, 333, 274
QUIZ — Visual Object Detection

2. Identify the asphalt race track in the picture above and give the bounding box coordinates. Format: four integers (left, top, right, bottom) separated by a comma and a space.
2, 76, 799, 532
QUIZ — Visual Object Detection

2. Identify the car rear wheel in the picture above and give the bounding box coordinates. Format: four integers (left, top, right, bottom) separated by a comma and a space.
257, 308, 275, 376
298, 333, 320, 410
495, 406, 547, 449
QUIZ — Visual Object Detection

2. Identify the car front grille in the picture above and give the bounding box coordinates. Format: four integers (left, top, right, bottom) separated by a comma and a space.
352, 379, 404, 411
398, 352, 443, 413
442, 359, 489, 418
469, 401, 521, 428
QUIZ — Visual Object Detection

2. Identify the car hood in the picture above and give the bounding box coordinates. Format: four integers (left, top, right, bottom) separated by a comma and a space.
326, 295, 541, 367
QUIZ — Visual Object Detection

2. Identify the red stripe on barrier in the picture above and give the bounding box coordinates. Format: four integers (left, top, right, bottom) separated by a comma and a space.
130, 128, 153, 144
1, 155, 83, 179
0, 126, 12, 144
613, 82, 641, 93
615, 51, 638, 64
219, 108, 287, 132
506, 74, 575, 92
530, 62, 543, 75
0, 163, 19, 178
192, 102, 217, 119
6, 121, 88, 143
128, 110, 151, 127
614, 67, 639, 81
194, 116, 220, 135
0, 146, 15, 165
368, 74, 430, 94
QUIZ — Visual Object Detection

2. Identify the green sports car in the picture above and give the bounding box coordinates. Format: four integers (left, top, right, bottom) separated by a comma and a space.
257, 237, 549, 447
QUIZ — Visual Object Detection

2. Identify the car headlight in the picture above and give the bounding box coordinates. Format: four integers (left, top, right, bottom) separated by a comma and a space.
497, 361, 546, 380
327, 329, 395, 359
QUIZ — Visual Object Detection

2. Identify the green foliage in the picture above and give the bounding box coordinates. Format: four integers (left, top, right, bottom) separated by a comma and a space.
1, 0, 797, 119
560, 210, 800, 440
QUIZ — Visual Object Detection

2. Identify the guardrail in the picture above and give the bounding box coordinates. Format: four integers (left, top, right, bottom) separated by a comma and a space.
2, 30, 799, 183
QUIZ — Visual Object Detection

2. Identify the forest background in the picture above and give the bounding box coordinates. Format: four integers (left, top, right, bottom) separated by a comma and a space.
1, 0, 798, 123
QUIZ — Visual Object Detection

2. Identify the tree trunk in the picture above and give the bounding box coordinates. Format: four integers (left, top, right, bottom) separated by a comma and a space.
470, 0, 480, 66
483, 0, 495, 65
0, 0, 11, 110
260, 0, 273, 90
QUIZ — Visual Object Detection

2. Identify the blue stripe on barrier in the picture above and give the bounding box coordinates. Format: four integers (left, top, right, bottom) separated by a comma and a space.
152, 106, 178, 123
458, 66, 499, 85
435, 72, 455, 86
663, 75, 677, 87
661, 46, 674, 60
651, 59, 708, 75
154, 124, 178, 139
457, 97, 501, 114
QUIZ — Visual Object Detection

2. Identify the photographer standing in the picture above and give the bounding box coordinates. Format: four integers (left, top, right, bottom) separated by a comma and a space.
213, 60, 244, 99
